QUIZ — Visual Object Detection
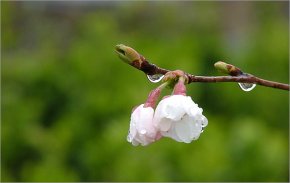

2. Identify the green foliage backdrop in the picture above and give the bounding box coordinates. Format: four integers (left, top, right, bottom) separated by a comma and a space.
2, 1, 289, 182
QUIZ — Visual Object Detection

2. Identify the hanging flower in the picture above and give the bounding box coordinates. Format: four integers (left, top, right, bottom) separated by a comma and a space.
153, 95, 208, 143
127, 86, 165, 146
153, 73, 208, 143
127, 104, 161, 146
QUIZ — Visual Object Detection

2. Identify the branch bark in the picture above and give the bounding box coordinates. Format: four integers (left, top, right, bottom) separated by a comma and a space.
115, 44, 289, 91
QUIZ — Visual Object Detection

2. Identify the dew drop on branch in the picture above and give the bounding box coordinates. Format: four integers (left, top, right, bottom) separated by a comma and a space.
147, 74, 164, 83
238, 83, 256, 92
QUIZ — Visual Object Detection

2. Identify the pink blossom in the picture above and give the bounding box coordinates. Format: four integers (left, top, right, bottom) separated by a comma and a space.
127, 104, 161, 146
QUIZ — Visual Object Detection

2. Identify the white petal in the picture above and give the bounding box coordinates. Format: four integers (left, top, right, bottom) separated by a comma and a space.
128, 124, 136, 138
158, 118, 172, 131
155, 95, 185, 120
188, 122, 201, 140
128, 104, 160, 146
175, 115, 193, 143
152, 95, 208, 144
161, 128, 182, 142
136, 107, 155, 135
165, 105, 185, 121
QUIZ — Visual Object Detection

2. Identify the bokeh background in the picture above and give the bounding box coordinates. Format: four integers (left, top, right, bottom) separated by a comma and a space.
1, 1, 289, 182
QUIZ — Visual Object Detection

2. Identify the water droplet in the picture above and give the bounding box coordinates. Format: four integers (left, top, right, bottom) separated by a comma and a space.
192, 135, 200, 140
127, 135, 132, 142
201, 116, 208, 127
238, 83, 256, 92
147, 74, 164, 83
140, 129, 146, 134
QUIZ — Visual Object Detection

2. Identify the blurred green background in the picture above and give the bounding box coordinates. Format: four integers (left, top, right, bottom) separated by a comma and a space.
1, 1, 289, 182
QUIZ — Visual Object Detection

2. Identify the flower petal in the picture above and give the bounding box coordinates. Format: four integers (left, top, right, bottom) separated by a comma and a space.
127, 104, 160, 146
161, 128, 182, 142
155, 95, 186, 120
158, 118, 172, 131
152, 94, 208, 144
175, 115, 193, 143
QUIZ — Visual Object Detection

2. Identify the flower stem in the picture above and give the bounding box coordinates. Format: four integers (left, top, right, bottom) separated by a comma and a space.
173, 77, 187, 96
144, 81, 170, 108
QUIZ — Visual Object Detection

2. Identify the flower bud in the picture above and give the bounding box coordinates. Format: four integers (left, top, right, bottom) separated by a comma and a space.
214, 61, 243, 76
115, 44, 141, 65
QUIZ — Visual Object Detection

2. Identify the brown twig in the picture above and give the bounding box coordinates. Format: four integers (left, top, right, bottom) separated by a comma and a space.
115, 44, 289, 91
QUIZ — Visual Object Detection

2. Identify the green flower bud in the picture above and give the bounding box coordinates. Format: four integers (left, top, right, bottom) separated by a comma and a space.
214, 61, 243, 76
115, 44, 141, 64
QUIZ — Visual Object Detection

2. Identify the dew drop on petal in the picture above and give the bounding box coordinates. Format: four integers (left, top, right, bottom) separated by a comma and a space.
127, 135, 132, 142
192, 135, 200, 140
147, 74, 164, 83
140, 129, 146, 134
200, 116, 208, 127
238, 83, 256, 92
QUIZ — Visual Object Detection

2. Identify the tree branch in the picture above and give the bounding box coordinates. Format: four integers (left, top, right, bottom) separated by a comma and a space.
115, 44, 289, 91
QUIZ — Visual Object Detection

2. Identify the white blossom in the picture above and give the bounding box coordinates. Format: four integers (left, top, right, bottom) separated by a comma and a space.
153, 95, 208, 143
127, 104, 160, 146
